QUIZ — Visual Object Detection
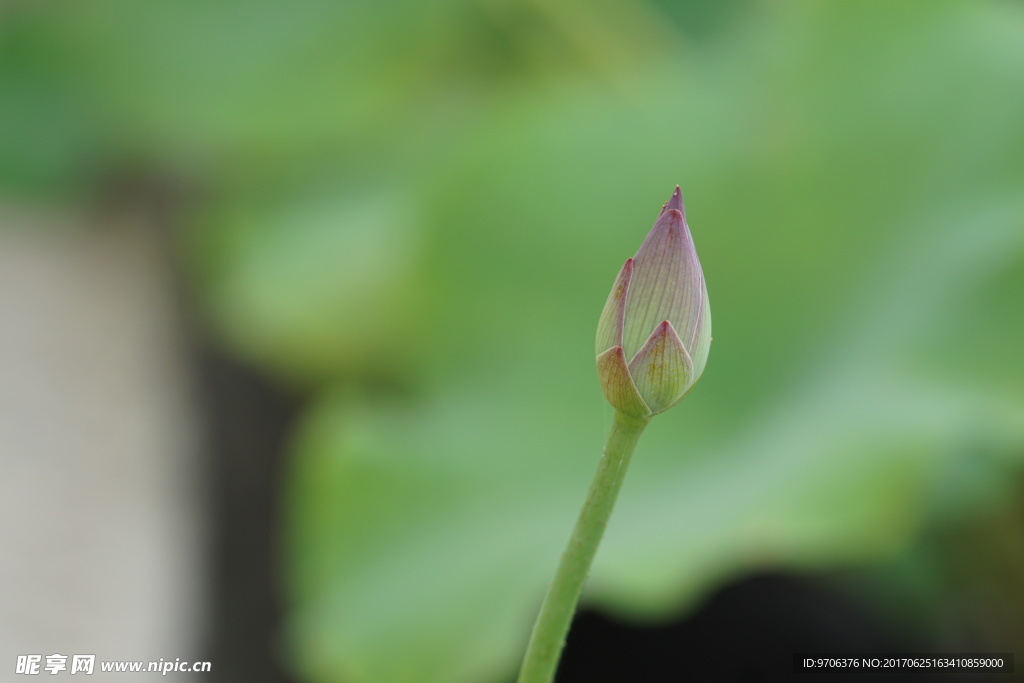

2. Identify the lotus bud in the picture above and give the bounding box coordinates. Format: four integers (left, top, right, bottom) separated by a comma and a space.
595, 187, 711, 418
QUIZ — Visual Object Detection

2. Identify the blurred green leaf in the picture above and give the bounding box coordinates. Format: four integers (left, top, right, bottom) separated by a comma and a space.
0, 13, 109, 198
187, 181, 424, 384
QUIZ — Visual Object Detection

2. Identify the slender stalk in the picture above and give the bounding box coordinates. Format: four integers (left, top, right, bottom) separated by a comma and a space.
517, 410, 650, 683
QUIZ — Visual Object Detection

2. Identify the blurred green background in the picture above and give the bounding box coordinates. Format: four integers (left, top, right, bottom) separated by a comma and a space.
3, 0, 1024, 681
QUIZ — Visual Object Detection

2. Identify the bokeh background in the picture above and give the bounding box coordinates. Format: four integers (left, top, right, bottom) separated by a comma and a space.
2, 0, 1024, 681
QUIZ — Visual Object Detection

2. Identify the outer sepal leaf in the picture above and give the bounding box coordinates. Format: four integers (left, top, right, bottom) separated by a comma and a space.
596, 345, 651, 418
687, 281, 712, 381
595, 259, 632, 355
627, 320, 693, 414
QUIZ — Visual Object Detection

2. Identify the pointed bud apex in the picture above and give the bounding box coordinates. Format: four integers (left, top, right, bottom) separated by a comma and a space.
595, 187, 711, 416
661, 186, 685, 216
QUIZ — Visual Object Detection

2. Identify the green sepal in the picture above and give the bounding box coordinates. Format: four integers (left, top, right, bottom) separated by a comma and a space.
627, 320, 693, 414
596, 345, 651, 418
595, 259, 632, 356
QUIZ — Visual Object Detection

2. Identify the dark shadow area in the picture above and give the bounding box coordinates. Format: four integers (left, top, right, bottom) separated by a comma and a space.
556, 573, 988, 683
198, 345, 302, 683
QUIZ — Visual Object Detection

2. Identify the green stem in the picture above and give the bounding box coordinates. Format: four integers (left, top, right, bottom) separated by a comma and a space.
517, 410, 650, 683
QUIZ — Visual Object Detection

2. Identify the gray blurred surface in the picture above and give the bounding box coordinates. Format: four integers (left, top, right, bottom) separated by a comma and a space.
0, 204, 206, 679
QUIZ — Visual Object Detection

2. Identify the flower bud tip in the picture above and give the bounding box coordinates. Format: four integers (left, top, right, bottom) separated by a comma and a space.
663, 186, 685, 215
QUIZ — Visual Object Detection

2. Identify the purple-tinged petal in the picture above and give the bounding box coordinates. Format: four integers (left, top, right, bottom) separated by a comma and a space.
621, 191, 705, 362
596, 345, 651, 418
627, 321, 693, 414
595, 258, 632, 355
